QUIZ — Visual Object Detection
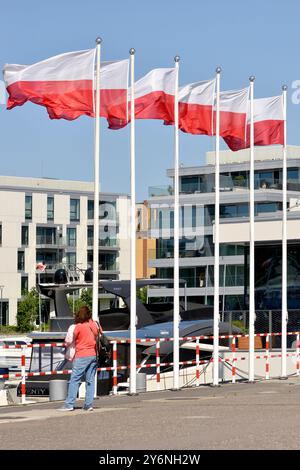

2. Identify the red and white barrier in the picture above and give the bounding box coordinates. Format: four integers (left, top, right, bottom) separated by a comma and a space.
231, 337, 236, 384
265, 334, 270, 380
2, 330, 300, 403
156, 340, 160, 391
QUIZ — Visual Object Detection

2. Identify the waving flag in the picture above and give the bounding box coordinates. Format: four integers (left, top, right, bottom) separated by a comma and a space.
224, 95, 284, 151
4, 50, 129, 123
108, 67, 176, 129
176, 79, 215, 135
36, 263, 46, 272
216, 87, 249, 143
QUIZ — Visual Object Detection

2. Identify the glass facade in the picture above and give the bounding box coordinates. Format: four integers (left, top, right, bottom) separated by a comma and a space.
255, 244, 300, 309
179, 168, 299, 194
157, 236, 214, 259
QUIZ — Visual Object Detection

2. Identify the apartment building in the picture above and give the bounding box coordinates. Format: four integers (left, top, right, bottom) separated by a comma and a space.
147, 145, 300, 311
0, 176, 130, 325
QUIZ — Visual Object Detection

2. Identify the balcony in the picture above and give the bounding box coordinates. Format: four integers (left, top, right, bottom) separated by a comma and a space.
87, 238, 119, 249
149, 186, 174, 198
36, 235, 67, 248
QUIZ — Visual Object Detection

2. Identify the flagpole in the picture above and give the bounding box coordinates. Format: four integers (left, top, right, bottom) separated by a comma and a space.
249, 75, 255, 382
173, 55, 180, 391
92, 37, 102, 322
281, 84, 288, 378
213, 66, 221, 387
129, 47, 137, 395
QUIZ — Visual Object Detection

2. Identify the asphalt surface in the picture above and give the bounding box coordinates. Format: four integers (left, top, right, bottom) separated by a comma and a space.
1, 378, 300, 450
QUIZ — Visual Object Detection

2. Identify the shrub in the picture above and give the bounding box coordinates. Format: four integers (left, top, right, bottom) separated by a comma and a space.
17, 288, 39, 332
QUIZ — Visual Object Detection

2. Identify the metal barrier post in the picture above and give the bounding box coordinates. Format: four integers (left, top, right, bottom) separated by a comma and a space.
112, 341, 118, 395
265, 334, 270, 380
21, 346, 26, 404
231, 336, 236, 384
156, 339, 160, 390
268, 310, 272, 350
297, 334, 300, 377
196, 338, 200, 387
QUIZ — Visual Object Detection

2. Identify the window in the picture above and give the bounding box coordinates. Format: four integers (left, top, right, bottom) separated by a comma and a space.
21, 226, 29, 246
18, 251, 25, 271
181, 176, 199, 194
47, 197, 54, 221
21, 276, 28, 295
66, 252, 76, 268
87, 226, 93, 246
88, 200, 94, 220
0, 301, 8, 326
70, 199, 80, 221
67, 227, 76, 247
25, 195, 32, 220
36, 227, 56, 245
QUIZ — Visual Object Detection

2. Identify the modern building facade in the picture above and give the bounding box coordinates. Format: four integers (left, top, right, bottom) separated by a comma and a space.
0, 176, 130, 326
147, 145, 300, 311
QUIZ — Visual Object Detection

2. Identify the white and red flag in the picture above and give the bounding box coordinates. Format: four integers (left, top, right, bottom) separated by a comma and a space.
224, 95, 284, 151
176, 79, 216, 135
4, 49, 128, 123
108, 67, 176, 129
216, 87, 249, 143
36, 263, 46, 272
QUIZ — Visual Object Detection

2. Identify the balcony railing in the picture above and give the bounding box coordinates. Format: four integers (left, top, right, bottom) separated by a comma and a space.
87, 238, 119, 248
149, 186, 174, 197
36, 236, 67, 246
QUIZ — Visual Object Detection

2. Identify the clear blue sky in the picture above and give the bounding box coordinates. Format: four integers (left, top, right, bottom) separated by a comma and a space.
0, 0, 299, 200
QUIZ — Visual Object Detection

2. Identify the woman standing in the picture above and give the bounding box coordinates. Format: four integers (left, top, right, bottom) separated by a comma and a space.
57, 306, 102, 411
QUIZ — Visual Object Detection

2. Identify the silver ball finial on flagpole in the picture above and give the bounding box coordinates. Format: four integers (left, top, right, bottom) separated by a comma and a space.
129, 48, 135, 55
249, 75, 255, 82
174, 55, 180, 63
96, 37, 102, 45
216, 67, 222, 74
282, 84, 288, 91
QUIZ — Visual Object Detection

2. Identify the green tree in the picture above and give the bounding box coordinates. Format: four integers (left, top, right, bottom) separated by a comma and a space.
68, 288, 93, 313
136, 286, 147, 304
17, 288, 39, 332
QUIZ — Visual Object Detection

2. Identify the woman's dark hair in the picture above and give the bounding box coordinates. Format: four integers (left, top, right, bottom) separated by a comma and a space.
75, 306, 92, 324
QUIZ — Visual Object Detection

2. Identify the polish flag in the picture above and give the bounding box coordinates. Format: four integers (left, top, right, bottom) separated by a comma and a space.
4, 49, 129, 123
108, 68, 176, 129
224, 95, 284, 151
176, 79, 216, 135
36, 263, 46, 272
216, 87, 249, 142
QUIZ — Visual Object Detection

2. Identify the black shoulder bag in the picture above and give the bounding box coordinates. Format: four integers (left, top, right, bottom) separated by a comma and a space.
89, 321, 112, 367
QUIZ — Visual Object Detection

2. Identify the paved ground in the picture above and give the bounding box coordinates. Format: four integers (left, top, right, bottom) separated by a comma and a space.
1, 378, 300, 450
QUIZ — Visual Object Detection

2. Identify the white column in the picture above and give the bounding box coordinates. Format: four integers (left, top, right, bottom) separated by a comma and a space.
281, 85, 288, 378
92, 37, 102, 321
129, 48, 137, 395
213, 67, 221, 387
249, 76, 255, 382
173, 55, 180, 390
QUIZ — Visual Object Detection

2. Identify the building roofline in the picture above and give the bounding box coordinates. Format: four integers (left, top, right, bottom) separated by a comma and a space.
0, 175, 129, 198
